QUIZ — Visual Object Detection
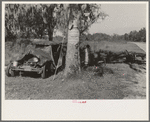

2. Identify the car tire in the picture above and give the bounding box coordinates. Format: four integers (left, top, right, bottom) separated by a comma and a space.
6, 63, 15, 77
41, 65, 46, 79
10, 69, 15, 77
6, 63, 11, 76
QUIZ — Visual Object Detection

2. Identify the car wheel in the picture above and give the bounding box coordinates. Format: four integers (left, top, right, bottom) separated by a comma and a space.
10, 69, 15, 77
6, 63, 15, 77
6, 63, 11, 76
41, 65, 46, 79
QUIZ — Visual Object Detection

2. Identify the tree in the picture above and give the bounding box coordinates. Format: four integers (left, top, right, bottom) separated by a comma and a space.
5, 4, 58, 40
124, 33, 129, 41
139, 28, 146, 42
59, 4, 107, 76
5, 4, 22, 39
40, 4, 57, 41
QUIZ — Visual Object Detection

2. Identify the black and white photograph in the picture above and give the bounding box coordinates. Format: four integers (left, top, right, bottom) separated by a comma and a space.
1, 1, 149, 121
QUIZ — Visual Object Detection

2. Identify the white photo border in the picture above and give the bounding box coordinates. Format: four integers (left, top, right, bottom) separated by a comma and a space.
1, 1, 149, 121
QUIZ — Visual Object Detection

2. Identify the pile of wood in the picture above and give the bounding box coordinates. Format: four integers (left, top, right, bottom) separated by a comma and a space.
87, 49, 146, 66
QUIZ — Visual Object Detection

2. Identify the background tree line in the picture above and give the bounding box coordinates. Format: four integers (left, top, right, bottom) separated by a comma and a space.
79, 27, 146, 42
123, 28, 146, 42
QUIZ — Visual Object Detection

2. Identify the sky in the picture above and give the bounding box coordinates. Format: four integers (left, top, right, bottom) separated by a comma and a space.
89, 3, 147, 35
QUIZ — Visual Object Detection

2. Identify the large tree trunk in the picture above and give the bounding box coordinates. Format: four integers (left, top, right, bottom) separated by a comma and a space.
64, 18, 81, 76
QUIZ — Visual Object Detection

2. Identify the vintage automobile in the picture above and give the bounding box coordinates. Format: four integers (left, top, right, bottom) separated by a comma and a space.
6, 39, 96, 78
6, 39, 67, 79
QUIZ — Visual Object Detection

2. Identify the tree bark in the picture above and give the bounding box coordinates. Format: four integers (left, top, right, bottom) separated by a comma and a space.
47, 24, 54, 41
64, 18, 81, 76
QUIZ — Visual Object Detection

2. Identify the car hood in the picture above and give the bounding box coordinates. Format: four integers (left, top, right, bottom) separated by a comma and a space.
11, 46, 55, 66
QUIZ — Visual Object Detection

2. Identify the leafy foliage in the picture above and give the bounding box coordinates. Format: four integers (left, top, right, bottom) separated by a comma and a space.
55, 4, 107, 35
5, 4, 107, 42
5, 4, 57, 41
79, 27, 146, 42
123, 28, 146, 42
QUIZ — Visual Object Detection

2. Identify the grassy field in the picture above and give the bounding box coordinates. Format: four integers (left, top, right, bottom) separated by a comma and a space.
5, 63, 146, 99
5, 40, 146, 99
86, 40, 145, 53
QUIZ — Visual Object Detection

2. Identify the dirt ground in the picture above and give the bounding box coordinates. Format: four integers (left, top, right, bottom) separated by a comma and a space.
5, 63, 146, 99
